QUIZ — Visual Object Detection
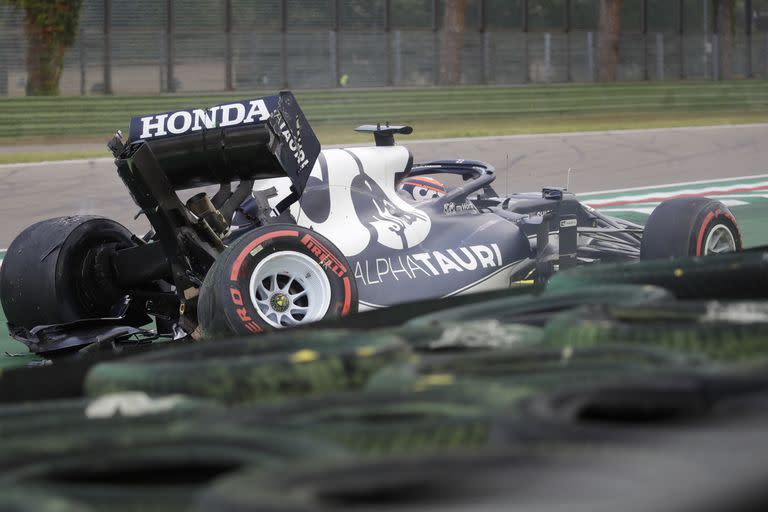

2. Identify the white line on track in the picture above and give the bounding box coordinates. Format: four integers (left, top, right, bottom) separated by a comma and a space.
0, 158, 112, 169
404, 123, 768, 146
579, 173, 768, 197
600, 198, 751, 213
583, 180, 768, 206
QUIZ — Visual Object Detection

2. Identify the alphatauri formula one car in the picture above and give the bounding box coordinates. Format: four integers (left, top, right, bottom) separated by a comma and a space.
0, 92, 743, 353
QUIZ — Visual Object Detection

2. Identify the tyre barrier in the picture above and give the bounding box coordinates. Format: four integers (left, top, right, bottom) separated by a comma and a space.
0, 410, 344, 512
0, 340, 193, 404
486, 367, 768, 452
397, 321, 544, 351
542, 303, 768, 363
190, 422, 768, 512
417, 344, 695, 376
0, 392, 221, 438
84, 330, 412, 403
0, 488, 93, 512
320, 285, 536, 330
406, 284, 672, 328
515, 368, 768, 428
191, 449, 626, 512
211, 390, 499, 457
364, 343, 694, 412
546, 250, 768, 300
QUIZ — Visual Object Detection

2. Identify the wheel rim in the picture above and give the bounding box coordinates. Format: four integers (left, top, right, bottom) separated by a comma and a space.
248, 251, 332, 328
704, 224, 737, 255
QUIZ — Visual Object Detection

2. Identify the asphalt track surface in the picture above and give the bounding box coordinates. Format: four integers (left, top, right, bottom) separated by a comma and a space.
1, 123, 767, 246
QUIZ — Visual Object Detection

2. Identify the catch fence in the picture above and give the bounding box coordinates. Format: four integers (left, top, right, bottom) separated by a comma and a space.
0, 0, 766, 96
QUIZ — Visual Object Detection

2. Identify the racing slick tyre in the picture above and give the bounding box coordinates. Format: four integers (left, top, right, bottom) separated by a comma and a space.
198, 224, 357, 338
640, 198, 742, 260
0, 216, 134, 330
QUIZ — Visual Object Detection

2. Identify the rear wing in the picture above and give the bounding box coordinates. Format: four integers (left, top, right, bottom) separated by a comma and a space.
124, 91, 320, 197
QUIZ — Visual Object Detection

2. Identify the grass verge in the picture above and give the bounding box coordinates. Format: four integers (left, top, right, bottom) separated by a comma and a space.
2, 109, 767, 165
0, 80, 766, 144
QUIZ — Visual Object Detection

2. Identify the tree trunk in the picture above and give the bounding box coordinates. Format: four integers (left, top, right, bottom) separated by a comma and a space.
439, 0, 466, 85
24, 14, 66, 96
598, 0, 622, 82
718, 0, 736, 79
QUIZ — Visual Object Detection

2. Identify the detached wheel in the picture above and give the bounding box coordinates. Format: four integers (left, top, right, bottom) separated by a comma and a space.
0, 216, 134, 331
198, 225, 357, 338
640, 198, 742, 260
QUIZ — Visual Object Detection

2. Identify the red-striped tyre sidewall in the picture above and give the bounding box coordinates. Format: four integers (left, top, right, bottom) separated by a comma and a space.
199, 225, 357, 338
692, 208, 742, 257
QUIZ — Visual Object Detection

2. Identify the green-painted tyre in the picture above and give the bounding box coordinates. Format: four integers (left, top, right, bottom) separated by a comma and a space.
215, 390, 498, 456
84, 330, 411, 403
0, 488, 93, 512
547, 250, 768, 300
0, 415, 344, 512
406, 285, 672, 327
542, 303, 768, 363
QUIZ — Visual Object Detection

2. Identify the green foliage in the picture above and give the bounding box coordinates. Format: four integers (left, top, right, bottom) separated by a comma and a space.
2, 0, 84, 95
2, 0, 83, 47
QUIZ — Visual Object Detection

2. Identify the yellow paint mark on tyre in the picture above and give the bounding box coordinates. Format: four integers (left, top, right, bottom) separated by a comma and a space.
290, 349, 319, 364
415, 373, 455, 391
355, 346, 378, 358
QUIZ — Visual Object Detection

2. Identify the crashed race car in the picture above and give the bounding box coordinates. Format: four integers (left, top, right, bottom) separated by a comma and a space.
0, 92, 743, 354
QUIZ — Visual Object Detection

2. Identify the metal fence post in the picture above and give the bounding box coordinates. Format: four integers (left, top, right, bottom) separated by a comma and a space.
0, 71, 5, 97
765, 32, 768, 78
280, 0, 288, 88
655, 32, 664, 80
225, 0, 233, 90
331, 0, 341, 87
165, 0, 175, 92
746, 0, 753, 78
104, 0, 112, 94
564, 0, 571, 82
432, 0, 439, 85
522, 0, 529, 83
483, 31, 492, 84
590, 31, 595, 81
160, 29, 166, 92
385, 0, 393, 86
642, 0, 649, 80
703, 0, 711, 79
329, 31, 337, 87
679, 0, 685, 79
544, 32, 552, 82
79, 27, 86, 95
250, 30, 257, 87
394, 30, 402, 85
480, 0, 488, 84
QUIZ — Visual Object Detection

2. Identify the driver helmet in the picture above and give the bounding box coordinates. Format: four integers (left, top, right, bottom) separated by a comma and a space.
397, 176, 447, 202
